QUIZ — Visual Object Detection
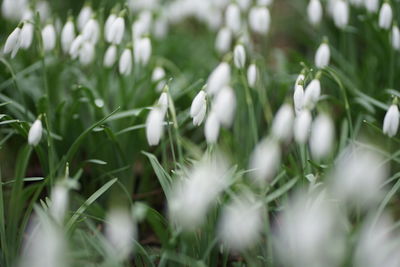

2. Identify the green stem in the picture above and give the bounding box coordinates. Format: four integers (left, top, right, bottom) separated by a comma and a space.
240, 71, 258, 145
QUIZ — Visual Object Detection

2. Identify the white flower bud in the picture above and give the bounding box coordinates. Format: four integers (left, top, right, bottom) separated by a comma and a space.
215, 27, 232, 54
233, 44, 246, 69
383, 104, 399, 137
69, 35, 83, 59
315, 42, 330, 69
272, 103, 294, 142
104, 13, 117, 42
237, 0, 252, 11
4, 27, 21, 57
2, 0, 25, 21
365, 0, 379, 13
205, 111, 220, 144
20, 23, 34, 50
333, 0, 349, 29
132, 11, 152, 40
109, 16, 125, 45
50, 184, 68, 223
225, 4, 241, 35
303, 79, 321, 109
119, 48, 133, 75
213, 86, 236, 128
158, 92, 169, 116
77, 5, 92, 31
293, 84, 304, 114
190, 91, 207, 126
61, 20, 75, 53
193, 103, 207, 126
207, 62, 231, 95
103, 45, 117, 68
249, 137, 281, 183
248, 6, 270, 34
247, 64, 257, 88
82, 18, 100, 44
152, 66, 166, 82
79, 41, 95, 66
146, 107, 164, 146
391, 25, 400, 51
28, 119, 43, 146
307, 0, 323, 26
379, 3, 393, 30
310, 113, 334, 159
41, 24, 56, 52
134, 37, 152, 66
294, 109, 312, 144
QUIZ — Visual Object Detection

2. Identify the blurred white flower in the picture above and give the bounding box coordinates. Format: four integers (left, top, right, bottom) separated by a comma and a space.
61, 20, 75, 53
293, 83, 304, 114
207, 62, 231, 95
309, 113, 334, 159
247, 63, 258, 88
248, 6, 271, 34
146, 107, 164, 146
105, 13, 117, 42
272, 103, 294, 142
158, 92, 169, 116
218, 193, 263, 251
213, 86, 236, 127
365, 0, 379, 13
4, 26, 22, 57
109, 16, 125, 44
77, 5, 92, 31
103, 45, 118, 68
333, 0, 349, 29
42, 24, 56, 52
233, 44, 246, 69
383, 104, 399, 137
349, 0, 363, 7
315, 42, 330, 69
28, 119, 43, 146
190, 90, 207, 126
82, 18, 100, 44
205, 111, 220, 144
215, 27, 232, 54
303, 79, 321, 109
225, 3, 241, 35
152, 66, 166, 82
79, 41, 95, 65
69, 35, 84, 59
2, 0, 27, 21
379, 3, 393, 30
132, 11, 152, 39
134, 37, 152, 66
307, 0, 323, 26
391, 25, 400, 51
249, 137, 281, 183
50, 184, 69, 223
237, 0, 252, 11
20, 22, 34, 50
294, 109, 312, 144
257, 0, 273, 6
153, 16, 169, 39
119, 48, 133, 75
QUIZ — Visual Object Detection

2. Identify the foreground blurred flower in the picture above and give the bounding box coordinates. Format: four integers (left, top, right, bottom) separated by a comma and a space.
42, 24, 56, 52
77, 4, 92, 31
315, 41, 330, 69
169, 153, 229, 230
190, 90, 207, 126
109, 15, 125, 45
213, 86, 236, 127
152, 66, 166, 82
207, 62, 231, 95
105, 208, 137, 261
294, 109, 312, 144
28, 119, 43, 146
391, 25, 400, 51
61, 19, 75, 53
272, 103, 294, 142
20, 22, 34, 50
205, 111, 220, 144
383, 103, 399, 137
247, 63, 258, 88
215, 27, 232, 54
82, 17, 100, 44
50, 183, 69, 223
249, 137, 281, 183
69, 35, 84, 59
307, 0, 322, 26
225, 3, 241, 35
333, 0, 349, 29
4, 25, 22, 57
248, 6, 270, 34
218, 193, 263, 251
378, 2, 392, 30
105, 12, 117, 42
310, 113, 334, 159
303, 78, 321, 109
329, 144, 388, 208
365, 0, 379, 13
146, 107, 164, 146
134, 37, 152, 66
119, 48, 133, 75
79, 41, 95, 65
233, 44, 246, 69
103, 45, 117, 67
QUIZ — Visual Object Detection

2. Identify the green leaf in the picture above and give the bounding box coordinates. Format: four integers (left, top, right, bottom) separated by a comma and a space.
142, 151, 172, 200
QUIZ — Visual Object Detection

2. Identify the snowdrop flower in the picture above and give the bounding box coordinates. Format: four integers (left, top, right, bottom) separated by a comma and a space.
42, 24, 56, 52
4, 26, 22, 57
237, 0, 252, 11
77, 4, 92, 31
105, 208, 136, 261
249, 137, 281, 183
119, 48, 133, 75
274, 191, 345, 267
61, 19, 75, 53
272, 103, 295, 142
105, 13, 117, 42
391, 25, 400, 51
2, 0, 26, 21
218, 194, 263, 251
50, 184, 69, 223
365, 0, 379, 13
103, 45, 117, 68
310, 113, 334, 159
247, 63, 258, 88
146, 107, 164, 146
158, 92, 169, 116
132, 11, 152, 39
28, 119, 43, 146
233, 44, 246, 69
153, 16, 169, 40
152, 66, 166, 82
205, 111, 220, 144
379, 3, 393, 30
190, 90, 207, 126
315, 42, 330, 69
169, 153, 229, 230
225, 3, 241, 35
294, 109, 312, 144
383, 104, 399, 137
333, 0, 349, 29
36, 1, 50, 23
207, 62, 231, 95
303, 79, 321, 109
82, 18, 100, 44
213, 86, 236, 127
79, 42, 95, 66
329, 144, 388, 208
248, 6, 271, 34
293, 83, 304, 114
215, 27, 232, 54
134, 37, 152, 66
109, 16, 125, 45
69, 35, 84, 59
20, 22, 34, 50
307, 0, 323, 26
